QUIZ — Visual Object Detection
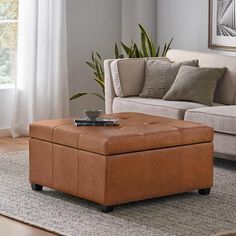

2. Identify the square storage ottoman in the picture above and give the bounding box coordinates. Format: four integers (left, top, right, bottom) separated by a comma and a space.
29, 112, 213, 212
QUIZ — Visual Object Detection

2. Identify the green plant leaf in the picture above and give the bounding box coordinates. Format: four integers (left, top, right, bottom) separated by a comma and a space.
156, 46, 160, 57
162, 43, 167, 57
133, 43, 141, 58
139, 24, 155, 57
86, 61, 96, 70
94, 59, 102, 81
91, 52, 95, 62
121, 41, 131, 55
133, 43, 139, 58
164, 38, 173, 56
69, 92, 87, 101
149, 38, 156, 57
96, 52, 102, 61
141, 32, 148, 57
69, 92, 104, 101
115, 43, 120, 59
99, 64, 104, 78
94, 71, 98, 77
94, 79, 105, 95
130, 41, 137, 58
91, 92, 105, 101
139, 50, 143, 57
94, 78, 105, 87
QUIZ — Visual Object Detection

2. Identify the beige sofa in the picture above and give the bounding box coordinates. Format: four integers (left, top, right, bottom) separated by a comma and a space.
104, 49, 236, 160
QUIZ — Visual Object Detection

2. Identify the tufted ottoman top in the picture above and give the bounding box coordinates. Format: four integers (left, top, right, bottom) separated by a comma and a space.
30, 112, 213, 155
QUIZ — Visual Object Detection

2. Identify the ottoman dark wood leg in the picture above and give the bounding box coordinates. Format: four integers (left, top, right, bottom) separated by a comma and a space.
198, 188, 211, 195
31, 183, 43, 191
100, 205, 114, 213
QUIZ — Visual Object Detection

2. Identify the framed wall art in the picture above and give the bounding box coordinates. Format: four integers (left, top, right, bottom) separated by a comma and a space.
209, 0, 236, 50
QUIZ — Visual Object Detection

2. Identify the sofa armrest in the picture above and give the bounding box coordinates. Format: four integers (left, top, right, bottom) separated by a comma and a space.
104, 59, 116, 114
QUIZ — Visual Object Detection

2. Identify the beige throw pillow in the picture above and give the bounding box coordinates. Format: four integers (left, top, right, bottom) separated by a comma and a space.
163, 66, 226, 106
140, 59, 199, 99
111, 58, 169, 97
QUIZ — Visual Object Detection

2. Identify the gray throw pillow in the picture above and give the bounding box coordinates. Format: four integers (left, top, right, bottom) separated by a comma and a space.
140, 59, 199, 99
163, 66, 226, 106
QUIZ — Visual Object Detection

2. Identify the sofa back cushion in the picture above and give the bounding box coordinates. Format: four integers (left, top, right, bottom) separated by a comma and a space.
111, 58, 169, 97
111, 59, 145, 97
166, 49, 236, 105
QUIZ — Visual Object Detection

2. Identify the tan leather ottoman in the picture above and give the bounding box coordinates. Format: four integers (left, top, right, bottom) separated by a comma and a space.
29, 112, 214, 212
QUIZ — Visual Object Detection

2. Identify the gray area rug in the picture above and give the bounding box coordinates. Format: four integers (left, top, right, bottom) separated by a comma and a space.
0, 151, 235, 236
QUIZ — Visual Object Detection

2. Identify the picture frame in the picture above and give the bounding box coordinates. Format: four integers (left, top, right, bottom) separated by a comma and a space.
209, 0, 236, 51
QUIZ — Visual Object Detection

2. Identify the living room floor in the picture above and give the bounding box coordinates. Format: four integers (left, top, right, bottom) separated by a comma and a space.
0, 137, 56, 236
0, 137, 29, 153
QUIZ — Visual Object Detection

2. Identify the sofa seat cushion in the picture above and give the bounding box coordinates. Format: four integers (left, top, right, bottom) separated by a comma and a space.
112, 97, 215, 119
185, 106, 236, 135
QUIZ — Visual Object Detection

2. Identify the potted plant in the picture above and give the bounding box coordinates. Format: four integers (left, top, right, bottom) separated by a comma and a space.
70, 24, 173, 102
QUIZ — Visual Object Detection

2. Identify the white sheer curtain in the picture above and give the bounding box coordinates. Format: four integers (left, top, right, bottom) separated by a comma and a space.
11, 0, 69, 137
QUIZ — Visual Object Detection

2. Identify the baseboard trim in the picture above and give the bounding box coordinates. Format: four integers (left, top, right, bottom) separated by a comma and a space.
0, 128, 11, 137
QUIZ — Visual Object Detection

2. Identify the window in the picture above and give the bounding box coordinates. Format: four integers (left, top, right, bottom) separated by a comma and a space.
0, 0, 18, 85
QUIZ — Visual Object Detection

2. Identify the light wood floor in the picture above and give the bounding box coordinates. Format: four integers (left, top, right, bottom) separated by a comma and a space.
0, 136, 29, 153
0, 137, 58, 236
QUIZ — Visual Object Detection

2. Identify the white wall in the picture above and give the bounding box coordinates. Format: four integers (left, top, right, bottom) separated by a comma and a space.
66, 0, 121, 116
121, 0, 156, 44
156, 0, 236, 56
156, 0, 208, 52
